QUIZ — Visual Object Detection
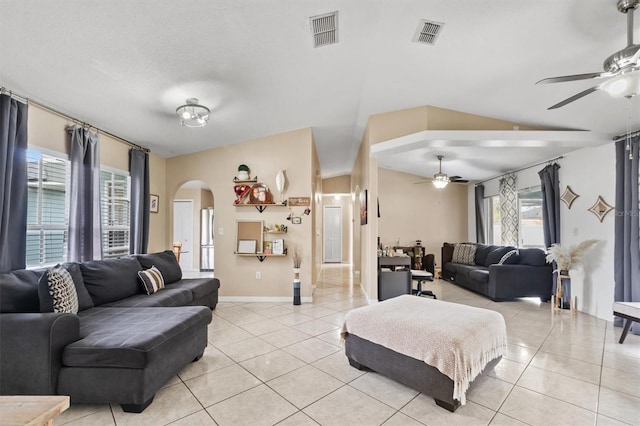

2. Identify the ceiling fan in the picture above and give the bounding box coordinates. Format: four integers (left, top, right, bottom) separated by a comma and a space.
415, 155, 468, 188
537, 0, 640, 109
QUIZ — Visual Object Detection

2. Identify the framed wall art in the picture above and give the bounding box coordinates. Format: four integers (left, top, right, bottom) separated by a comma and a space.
150, 194, 159, 213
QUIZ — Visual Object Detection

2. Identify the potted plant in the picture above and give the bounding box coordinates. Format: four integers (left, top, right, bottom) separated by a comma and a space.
545, 239, 598, 310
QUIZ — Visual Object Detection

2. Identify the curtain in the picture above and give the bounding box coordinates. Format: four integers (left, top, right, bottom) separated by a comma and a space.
499, 174, 518, 246
539, 162, 562, 303
475, 184, 486, 244
129, 148, 149, 254
67, 126, 102, 262
614, 137, 640, 335
0, 94, 28, 273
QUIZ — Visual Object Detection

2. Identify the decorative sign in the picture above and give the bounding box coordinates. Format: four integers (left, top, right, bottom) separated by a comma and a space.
288, 197, 310, 206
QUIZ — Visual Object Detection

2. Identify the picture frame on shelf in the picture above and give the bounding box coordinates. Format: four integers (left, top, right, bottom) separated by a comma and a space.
150, 194, 159, 213
249, 183, 274, 204
263, 241, 272, 254
272, 239, 284, 255
238, 239, 257, 254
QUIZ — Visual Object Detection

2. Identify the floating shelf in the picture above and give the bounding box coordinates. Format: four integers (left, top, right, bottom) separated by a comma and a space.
233, 177, 258, 183
235, 252, 287, 262
233, 202, 288, 213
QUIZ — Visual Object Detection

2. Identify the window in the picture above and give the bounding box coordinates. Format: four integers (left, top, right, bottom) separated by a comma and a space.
518, 188, 545, 248
487, 195, 501, 245
26, 148, 132, 266
100, 169, 130, 259
26, 150, 69, 267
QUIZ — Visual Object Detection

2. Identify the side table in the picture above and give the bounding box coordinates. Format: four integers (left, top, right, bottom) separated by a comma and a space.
0, 395, 69, 426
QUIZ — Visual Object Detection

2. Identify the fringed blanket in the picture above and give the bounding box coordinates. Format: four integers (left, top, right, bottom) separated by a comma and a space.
340, 295, 507, 404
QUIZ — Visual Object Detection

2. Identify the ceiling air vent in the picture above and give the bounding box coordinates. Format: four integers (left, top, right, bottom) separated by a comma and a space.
412, 19, 444, 45
310, 11, 339, 48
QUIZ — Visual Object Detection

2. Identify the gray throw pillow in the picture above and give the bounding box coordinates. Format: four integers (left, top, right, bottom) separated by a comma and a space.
498, 249, 519, 265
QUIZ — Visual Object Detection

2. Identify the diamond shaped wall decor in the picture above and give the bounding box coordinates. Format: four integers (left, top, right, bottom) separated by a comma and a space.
588, 195, 613, 223
560, 185, 579, 209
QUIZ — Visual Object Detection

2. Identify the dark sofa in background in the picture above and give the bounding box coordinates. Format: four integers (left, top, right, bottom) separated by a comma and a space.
441, 243, 552, 302
0, 250, 220, 413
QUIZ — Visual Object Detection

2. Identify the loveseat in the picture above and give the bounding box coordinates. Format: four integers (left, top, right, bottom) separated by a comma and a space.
0, 250, 220, 413
441, 243, 552, 302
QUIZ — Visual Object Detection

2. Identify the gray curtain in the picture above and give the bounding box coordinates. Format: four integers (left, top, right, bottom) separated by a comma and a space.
499, 174, 518, 246
129, 148, 149, 254
538, 163, 561, 248
0, 94, 28, 273
475, 184, 486, 244
67, 126, 102, 262
614, 137, 640, 335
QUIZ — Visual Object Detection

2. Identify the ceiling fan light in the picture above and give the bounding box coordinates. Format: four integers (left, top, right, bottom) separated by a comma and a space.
603, 75, 632, 97
432, 173, 449, 189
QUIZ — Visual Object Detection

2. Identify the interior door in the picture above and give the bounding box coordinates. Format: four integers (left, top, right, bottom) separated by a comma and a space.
173, 200, 194, 271
323, 205, 342, 263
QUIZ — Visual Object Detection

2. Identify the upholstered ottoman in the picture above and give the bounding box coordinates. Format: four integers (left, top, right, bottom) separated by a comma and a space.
341, 295, 506, 411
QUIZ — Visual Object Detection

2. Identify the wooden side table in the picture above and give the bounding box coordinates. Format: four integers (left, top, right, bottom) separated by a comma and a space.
0, 395, 69, 426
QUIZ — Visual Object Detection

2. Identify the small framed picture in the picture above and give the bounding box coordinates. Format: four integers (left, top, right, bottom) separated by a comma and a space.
238, 239, 257, 254
150, 194, 159, 213
292, 217, 302, 224
272, 239, 284, 255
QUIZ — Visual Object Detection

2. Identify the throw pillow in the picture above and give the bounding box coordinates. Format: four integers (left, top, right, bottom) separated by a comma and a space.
138, 266, 165, 295
452, 243, 477, 265
498, 249, 520, 265
486, 246, 515, 265
47, 265, 79, 314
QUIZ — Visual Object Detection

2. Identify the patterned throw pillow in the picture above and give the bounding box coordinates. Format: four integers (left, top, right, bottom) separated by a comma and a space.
47, 265, 79, 314
499, 249, 520, 265
452, 243, 477, 265
138, 266, 165, 295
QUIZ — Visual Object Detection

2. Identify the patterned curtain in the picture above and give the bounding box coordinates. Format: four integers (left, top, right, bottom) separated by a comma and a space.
499, 174, 518, 246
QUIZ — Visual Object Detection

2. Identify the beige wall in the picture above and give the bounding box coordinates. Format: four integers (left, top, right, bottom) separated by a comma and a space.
27, 103, 168, 253
312, 141, 323, 285
323, 175, 350, 194
166, 128, 315, 300
378, 168, 467, 267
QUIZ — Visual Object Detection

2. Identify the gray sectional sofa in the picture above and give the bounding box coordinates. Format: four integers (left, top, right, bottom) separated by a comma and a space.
0, 250, 220, 413
441, 243, 552, 302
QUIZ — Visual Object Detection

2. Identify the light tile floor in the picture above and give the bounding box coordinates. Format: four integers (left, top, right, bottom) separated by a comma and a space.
56, 264, 640, 426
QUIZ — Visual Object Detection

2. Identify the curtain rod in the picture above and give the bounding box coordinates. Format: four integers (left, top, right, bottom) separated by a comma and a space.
476, 155, 564, 186
614, 128, 640, 141
0, 86, 150, 153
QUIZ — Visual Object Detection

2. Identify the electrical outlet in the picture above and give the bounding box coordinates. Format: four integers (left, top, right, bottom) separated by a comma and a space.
256, 271, 261, 280
219, 227, 224, 235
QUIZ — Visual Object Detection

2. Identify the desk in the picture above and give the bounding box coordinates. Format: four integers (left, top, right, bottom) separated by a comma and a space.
378, 256, 411, 301
0, 395, 69, 426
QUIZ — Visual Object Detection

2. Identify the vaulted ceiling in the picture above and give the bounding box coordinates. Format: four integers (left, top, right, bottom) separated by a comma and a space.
0, 1, 631, 179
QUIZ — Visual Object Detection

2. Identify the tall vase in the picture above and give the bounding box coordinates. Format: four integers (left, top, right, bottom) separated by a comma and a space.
557, 270, 571, 310
293, 267, 301, 305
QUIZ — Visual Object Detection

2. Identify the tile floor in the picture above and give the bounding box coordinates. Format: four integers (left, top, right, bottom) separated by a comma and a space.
55, 264, 640, 426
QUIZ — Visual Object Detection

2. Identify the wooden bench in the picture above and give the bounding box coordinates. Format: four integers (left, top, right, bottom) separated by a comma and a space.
613, 302, 640, 343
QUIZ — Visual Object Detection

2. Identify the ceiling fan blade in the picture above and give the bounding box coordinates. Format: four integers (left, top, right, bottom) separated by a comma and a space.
413, 181, 429, 185
536, 72, 610, 85
547, 85, 601, 110
451, 179, 469, 183
449, 175, 462, 180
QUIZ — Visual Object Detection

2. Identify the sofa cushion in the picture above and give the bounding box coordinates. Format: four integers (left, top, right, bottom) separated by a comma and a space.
499, 249, 520, 265
486, 246, 515, 265
135, 251, 182, 284
0, 269, 46, 313
469, 269, 490, 284
63, 306, 211, 369
475, 245, 497, 267
518, 248, 547, 266
38, 263, 94, 312
98, 288, 193, 308
44, 265, 79, 314
138, 266, 165, 294
80, 258, 142, 306
166, 278, 220, 301
452, 243, 477, 265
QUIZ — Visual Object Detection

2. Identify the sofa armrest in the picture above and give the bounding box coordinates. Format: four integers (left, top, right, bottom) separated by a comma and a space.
487, 264, 553, 301
0, 312, 80, 395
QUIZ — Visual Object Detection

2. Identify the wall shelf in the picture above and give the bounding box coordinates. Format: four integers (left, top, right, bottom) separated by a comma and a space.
234, 202, 287, 213
235, 252, 287, 262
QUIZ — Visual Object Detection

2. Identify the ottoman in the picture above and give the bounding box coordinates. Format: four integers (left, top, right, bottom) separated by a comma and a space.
341, 295, 506, 411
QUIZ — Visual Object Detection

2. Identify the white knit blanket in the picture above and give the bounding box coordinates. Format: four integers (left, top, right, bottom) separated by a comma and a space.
340, 295, 507, 404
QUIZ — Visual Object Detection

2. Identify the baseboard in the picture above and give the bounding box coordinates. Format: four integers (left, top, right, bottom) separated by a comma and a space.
219, 296, 313, 303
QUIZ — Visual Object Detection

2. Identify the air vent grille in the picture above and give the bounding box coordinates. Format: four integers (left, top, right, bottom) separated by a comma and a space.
413, 19, 444, 45
310, 11, 339, 48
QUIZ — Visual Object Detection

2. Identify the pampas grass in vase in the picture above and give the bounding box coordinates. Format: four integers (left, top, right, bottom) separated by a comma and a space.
292, 248, 302, 305
545, 239, 599, 273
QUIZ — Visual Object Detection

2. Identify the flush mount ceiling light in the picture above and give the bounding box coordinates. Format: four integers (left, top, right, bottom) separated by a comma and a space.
432, 155, 450, 189
176, 98, 210, 128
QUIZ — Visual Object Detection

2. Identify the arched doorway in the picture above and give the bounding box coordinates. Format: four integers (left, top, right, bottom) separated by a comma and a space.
172, 180, 214, 273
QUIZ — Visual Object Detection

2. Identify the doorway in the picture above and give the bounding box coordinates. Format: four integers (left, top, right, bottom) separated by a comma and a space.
323, 205, 342, 263
173, 200, 194, 271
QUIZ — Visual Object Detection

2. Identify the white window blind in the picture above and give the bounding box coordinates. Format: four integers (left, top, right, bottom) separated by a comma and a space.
100, 170, 130, 259
26, 150, 69, 267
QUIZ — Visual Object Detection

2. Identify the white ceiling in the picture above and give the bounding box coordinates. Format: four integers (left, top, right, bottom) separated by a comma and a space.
0, 0, 633, 180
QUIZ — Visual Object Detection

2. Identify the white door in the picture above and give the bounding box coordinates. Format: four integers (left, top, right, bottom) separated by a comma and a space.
323, 206, 342, 263
173, 200, 194, 271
